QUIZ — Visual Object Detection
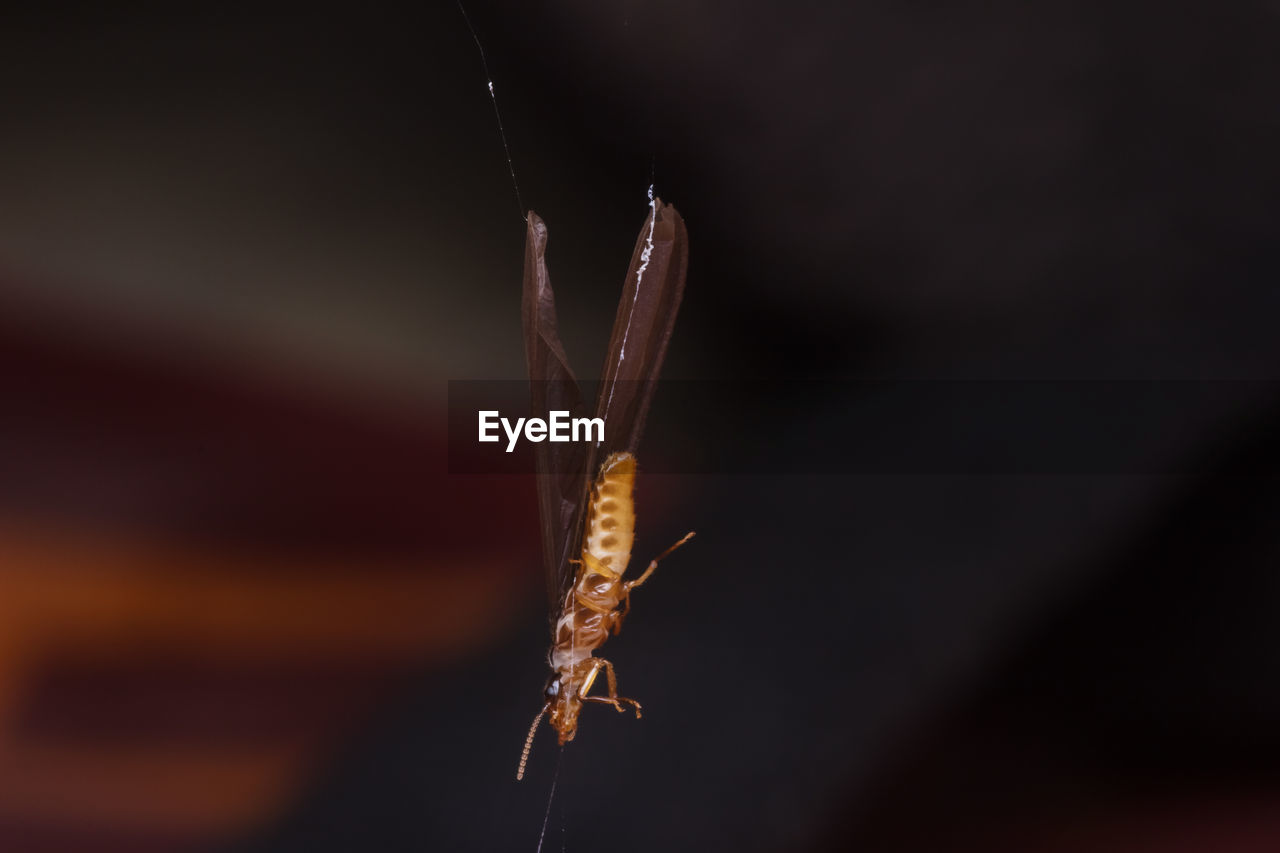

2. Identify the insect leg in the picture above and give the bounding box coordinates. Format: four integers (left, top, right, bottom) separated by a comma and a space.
615, 530, 696, 630
581, 550, 620, 580
580, 658, 642, 718
624, 530, 695, 592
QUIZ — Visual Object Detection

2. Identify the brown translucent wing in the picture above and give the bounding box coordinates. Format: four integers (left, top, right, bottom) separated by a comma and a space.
523, 202, 689, 632
593, 199, 690, 457
522, 212, 592, 623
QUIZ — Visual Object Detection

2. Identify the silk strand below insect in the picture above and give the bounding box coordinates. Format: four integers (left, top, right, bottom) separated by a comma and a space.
517, 196, 692, 780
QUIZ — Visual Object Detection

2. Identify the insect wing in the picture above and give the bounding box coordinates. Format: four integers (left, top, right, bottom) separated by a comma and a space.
522, 202, 689, 629
593, 199, 690, 457
522, 212, 591, 621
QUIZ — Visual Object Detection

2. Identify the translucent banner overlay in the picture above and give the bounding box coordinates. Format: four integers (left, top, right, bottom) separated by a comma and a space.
447, 380, 1280, 476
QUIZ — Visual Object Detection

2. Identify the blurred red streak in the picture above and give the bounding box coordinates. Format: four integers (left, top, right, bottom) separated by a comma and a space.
0, 280, 533, 556
1031, 793, 1280, 852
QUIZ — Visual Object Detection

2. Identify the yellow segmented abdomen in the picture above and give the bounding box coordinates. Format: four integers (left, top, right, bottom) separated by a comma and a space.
583, 452, 636, 578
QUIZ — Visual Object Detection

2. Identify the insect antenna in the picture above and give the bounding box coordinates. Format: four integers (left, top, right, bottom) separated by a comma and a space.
516, 702, 549, 781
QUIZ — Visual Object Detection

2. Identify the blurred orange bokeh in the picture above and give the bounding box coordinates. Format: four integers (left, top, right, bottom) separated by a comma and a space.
0, 287, 534, 849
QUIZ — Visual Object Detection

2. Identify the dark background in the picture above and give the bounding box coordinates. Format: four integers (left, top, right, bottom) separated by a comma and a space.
1, 1, 1278, 851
